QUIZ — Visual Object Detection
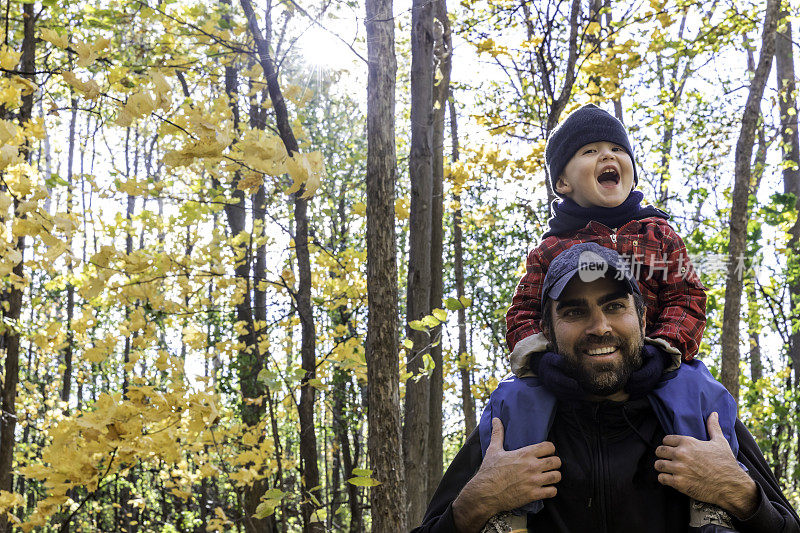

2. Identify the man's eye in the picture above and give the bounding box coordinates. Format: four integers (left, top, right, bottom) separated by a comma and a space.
562, 309, 583, 317
606, 302, 625, 311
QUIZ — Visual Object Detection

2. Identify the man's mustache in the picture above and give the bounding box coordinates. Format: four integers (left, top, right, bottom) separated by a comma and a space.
575, 333, 623, 352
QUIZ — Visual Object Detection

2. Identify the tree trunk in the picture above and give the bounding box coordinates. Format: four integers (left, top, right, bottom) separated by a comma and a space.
365, 0, 407, 529
404, 0, 436, 523
0, 5, 33, 531
239, 1, 321, 530
426, 0, 451, 502
720, 0, 780, 403
775, 9, 800, 385
449, 97, 476, 439
61, 97, 78, 407
746, 45, 769, 386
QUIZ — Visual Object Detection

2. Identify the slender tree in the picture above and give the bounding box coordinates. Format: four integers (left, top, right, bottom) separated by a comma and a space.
240, 1, 322, 528
426, 0, 451, 501
403, 0, 436, 523
365, 0, 407, 529
775, 5, 800, 385
0, 4, 34, 532
720, 0, 780, 402
449, 96, 476, 439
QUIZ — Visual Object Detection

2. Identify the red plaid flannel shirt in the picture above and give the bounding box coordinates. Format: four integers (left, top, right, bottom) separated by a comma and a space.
505, 217, 706, 361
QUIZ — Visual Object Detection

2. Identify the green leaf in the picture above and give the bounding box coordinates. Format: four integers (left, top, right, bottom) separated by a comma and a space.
307, 378, 326, 389
347, 476, 381, 487
432, 308, 447, 322
444, 297, 462, 311
402, 338, 414, 349
421, 315, 440, 328
409, 320, 427, 331
459, 296, 472, 307
254, 501, 277, 519
352, 468, 372, 476
263, 489, 285, 499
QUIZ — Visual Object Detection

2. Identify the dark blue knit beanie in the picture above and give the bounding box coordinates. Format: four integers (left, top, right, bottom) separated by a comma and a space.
545, 104, 638, 197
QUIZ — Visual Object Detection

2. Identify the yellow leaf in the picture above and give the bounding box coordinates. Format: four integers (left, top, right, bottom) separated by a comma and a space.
41, 29, 69, 49
285, 151, 324, 198
61, 71, 101, 100
0, 46, 21, 70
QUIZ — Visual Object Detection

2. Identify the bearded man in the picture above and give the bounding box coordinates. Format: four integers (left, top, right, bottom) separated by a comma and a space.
412, 243, 799, 533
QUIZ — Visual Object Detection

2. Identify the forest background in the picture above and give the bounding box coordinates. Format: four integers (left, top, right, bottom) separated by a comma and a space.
0, 0, 798, 531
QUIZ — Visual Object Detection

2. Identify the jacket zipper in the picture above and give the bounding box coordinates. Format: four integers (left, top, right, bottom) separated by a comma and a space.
594, 405, 608, 533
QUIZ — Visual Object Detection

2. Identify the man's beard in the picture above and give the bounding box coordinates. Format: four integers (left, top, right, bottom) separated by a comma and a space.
552, 328, 644, 396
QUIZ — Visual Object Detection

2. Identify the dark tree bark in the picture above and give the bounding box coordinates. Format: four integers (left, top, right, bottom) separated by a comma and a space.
240, 1, 321, 531
61, 97, 78, 407
404, 0, 436, 524
775, 8, 800, 385
0, 5, 33, 532
426, 0, 451, 502
365, 0, 408, 529
720, 0, 780, 402
449, 97, 476, 439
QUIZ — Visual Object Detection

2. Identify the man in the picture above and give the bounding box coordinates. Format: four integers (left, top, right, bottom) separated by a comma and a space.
413, 243, 799, 533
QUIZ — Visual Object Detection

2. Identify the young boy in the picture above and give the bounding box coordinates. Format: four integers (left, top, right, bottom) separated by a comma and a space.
505, 103, 706, 376
478, 104, 740, 531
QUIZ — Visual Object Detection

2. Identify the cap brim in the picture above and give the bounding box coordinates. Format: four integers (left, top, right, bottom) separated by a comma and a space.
544, 266, 641, 304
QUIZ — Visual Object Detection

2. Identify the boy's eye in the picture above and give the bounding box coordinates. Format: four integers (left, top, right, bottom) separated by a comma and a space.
582, 148, 596, 154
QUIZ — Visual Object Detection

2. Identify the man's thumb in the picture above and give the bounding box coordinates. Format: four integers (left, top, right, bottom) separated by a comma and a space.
488, 417, 505, 452
707, 411, 724, 440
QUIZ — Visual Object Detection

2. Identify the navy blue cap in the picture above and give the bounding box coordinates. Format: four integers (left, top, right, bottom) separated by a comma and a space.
545, 104, 638, 197
541, 242, 640, 310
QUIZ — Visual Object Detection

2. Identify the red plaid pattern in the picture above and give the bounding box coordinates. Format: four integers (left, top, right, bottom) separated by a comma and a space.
506, 218, 706, 361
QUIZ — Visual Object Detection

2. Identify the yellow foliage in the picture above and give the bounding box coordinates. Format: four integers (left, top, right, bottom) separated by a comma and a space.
61, 71, 101, 100
40, 28, 69, 49
395, 197, 410, 220
285, 151, 325, 199
0, 45, 21, 70
73, 37, 110, 68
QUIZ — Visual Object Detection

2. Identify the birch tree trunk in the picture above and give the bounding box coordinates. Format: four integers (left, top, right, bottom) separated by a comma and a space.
720, 0, 780, 402
404, 0, 436, 524
365, 0, 407, 528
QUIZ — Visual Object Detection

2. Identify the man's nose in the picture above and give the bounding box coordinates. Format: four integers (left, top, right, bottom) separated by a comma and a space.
585, 308, 612, 336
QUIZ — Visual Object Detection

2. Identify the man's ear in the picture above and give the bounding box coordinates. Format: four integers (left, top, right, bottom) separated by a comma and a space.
555, 176, 572, 195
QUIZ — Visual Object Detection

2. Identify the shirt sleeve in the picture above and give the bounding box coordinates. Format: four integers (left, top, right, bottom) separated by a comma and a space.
412, 428, 484, 533
732, 420, 800, 533
506, 246, 548, 352
645, 224, 706, 360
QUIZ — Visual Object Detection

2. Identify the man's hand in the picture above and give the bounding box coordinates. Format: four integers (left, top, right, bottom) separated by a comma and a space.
452, 418, 561, 533
655, 412, 758, 520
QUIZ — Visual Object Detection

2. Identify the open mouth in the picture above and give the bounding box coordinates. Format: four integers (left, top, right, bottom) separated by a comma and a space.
597, 169, 620, 186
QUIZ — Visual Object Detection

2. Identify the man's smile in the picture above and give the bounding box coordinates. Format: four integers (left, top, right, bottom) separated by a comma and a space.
585, 345, 619, 357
